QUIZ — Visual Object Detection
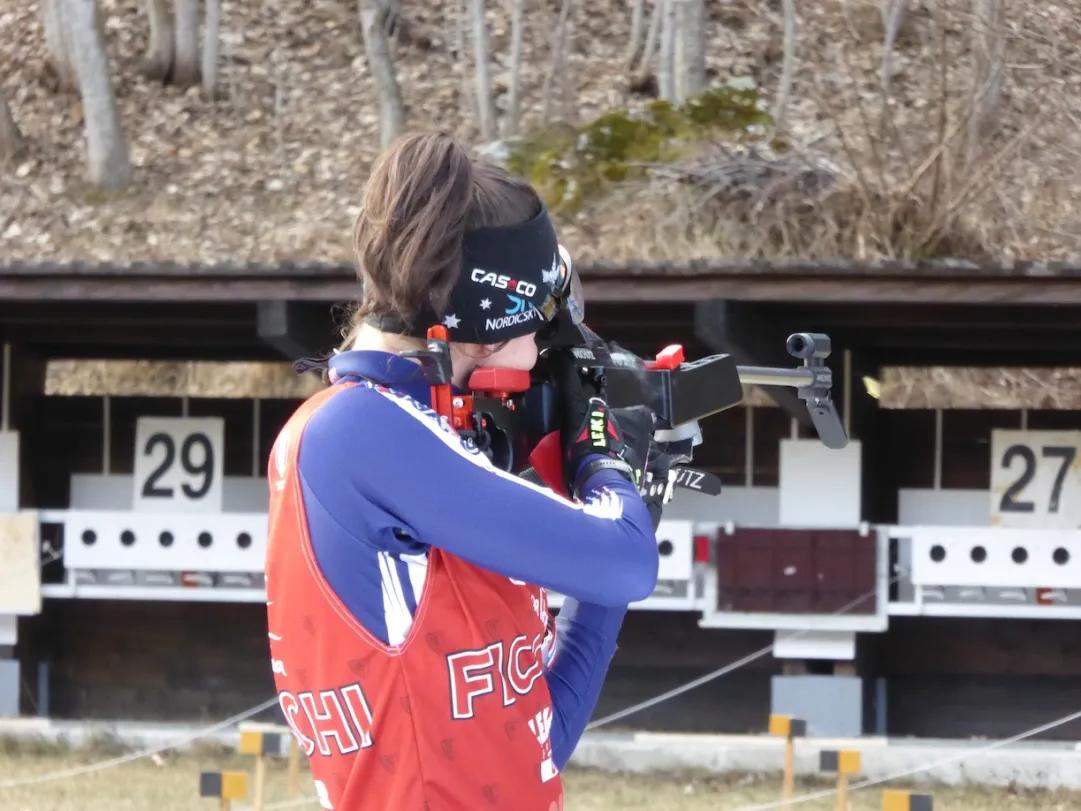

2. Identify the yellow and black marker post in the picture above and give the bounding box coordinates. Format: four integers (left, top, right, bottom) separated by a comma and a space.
239, 728, 284, 811
883, 789, 935, 811
768, 714, 807, 809
199, 770, 249, 811
818, 749, 862, 811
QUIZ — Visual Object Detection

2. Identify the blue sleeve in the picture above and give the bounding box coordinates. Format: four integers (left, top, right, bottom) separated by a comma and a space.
544, 599, 626, 770
298, 384, 659, 606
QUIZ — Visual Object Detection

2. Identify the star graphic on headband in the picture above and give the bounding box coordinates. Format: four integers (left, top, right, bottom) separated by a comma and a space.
443, 313, 461, 329
542, 254, 561, 287
480, 298, 491, 310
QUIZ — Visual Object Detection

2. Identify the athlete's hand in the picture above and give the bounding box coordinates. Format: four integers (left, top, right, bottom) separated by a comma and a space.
549, 349, 655, 497
635, 445, 677, 531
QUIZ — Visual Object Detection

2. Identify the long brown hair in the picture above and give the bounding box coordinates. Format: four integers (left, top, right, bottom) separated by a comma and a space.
344, 133, 542, 348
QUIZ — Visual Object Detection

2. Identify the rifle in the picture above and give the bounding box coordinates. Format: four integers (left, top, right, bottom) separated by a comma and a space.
402, 322, 848, 501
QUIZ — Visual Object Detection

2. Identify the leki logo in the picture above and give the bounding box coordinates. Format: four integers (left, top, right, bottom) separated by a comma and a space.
589, 411, 606, 448
471, 268, 538, 298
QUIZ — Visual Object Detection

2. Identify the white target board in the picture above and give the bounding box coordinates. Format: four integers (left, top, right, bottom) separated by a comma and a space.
132, 417, 225, 514
990, 430, 1081, 529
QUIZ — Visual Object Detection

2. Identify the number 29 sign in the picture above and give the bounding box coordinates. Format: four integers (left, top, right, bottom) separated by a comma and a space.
132, 417, 225, 513
990, 429, 1081, 529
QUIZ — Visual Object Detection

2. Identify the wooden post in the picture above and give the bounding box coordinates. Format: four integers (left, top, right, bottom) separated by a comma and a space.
239, 728, 282, 811
768, 714, 806, 810
287, 737, 301, 799
252, 753, 267, 811
820, 750, 862, 811
783, 736, 795, 805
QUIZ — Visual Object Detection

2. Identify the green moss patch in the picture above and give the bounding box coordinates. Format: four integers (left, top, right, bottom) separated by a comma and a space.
507, 86, 774, 213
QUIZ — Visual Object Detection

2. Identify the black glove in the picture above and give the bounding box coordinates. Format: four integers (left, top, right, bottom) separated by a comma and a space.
548, 349, 655, 498
636, 445, 677, 531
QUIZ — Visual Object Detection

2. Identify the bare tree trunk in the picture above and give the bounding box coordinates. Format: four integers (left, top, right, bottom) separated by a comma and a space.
539, 0, 573, 120
967, 0, 1006, 163
142, 0, 175, 81
879, 0, 906, 141
879, 0, 905, 96
503, 0, 526, 137
772, 0, 798, 132
201, 0, 221, 98
625, 0, 646, 68
172, 0, 201, 87
0, 91, 26, 163
674, 0, 706, 102
451, 0, 479, 131
64, 0, 133, 189
377, 0, 401, 37
41, 0, 78, 88
657, 0, 676, 101
559, 0, 577, 121
470, 0, 496, 140
359, 0, 407, 148
633, 0, 662, 82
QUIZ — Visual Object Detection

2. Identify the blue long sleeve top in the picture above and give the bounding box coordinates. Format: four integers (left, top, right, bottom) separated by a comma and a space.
296, 349, 659, 769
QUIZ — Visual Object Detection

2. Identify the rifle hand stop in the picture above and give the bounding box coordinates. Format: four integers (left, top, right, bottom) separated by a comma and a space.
786, 332, 849, 451
735, 332, 849, 450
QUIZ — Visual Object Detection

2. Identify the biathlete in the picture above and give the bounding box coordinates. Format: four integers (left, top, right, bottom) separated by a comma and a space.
264, 132, 666, 810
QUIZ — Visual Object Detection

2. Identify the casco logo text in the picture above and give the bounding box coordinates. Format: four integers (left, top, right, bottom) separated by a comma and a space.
471, 269, 538, 298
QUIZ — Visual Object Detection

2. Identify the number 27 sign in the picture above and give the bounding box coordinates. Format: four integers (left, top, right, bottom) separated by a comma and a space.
132, 417, 225, 513
990, 430, 1081, 528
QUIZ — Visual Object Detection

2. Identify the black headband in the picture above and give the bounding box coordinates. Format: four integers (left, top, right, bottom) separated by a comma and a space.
364, 204, 563, 345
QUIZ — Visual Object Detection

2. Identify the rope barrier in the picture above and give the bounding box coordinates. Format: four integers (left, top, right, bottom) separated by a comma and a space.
3, 573, 885, 792
232, 705, 1081, 811
1, 580, 886, 792
725, 707, 1081, 811
4, 563, 1075, 811
586, 576, 892, 730
0, 697, 280, 789
261, 796, 319, 810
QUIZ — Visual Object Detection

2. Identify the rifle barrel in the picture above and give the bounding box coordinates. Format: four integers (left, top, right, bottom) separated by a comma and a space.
736, 365, 816, 390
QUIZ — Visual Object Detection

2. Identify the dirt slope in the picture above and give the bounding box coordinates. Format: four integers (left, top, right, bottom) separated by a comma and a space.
3, 0, 1080, 263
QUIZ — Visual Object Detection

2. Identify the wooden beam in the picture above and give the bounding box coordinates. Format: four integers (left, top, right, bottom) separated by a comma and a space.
694, 300, 810, 425
7, 262, 1081, 304
743, 301, 1081, 330
582, 275, 1081, 305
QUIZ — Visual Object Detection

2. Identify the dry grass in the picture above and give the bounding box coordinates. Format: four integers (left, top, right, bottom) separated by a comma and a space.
44, 360, 324, 399
881, 367, 1081, 410
584, 0, 1075, 264
0, 746, 1078, 811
